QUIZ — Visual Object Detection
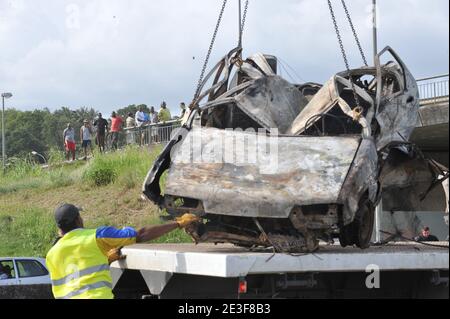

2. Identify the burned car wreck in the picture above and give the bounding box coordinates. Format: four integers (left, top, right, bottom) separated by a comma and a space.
143, 46, 448, 253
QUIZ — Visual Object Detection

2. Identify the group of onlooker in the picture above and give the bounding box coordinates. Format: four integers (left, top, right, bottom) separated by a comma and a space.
127, 102, 180, 130
63, 112, 124, 161
62, 102, 187, 161
125, 102, 188, 146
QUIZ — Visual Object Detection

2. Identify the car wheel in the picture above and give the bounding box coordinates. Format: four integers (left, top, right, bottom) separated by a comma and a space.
353, 199, 375, 249
339, 223, 353, 248
339, 198, 375, 249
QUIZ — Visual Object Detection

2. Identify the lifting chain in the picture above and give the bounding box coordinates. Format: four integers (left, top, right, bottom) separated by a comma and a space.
327, 0, 363, 113
341, 0, 368, 67
192, 0, 229, 103
238, 0, 250, 48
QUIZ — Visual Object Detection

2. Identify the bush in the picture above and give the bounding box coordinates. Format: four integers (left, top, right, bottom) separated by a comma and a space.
83, 164, 118, 186
82, 145, 161, 187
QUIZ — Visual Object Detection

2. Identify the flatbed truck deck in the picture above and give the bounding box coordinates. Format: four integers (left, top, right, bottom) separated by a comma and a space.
111, 242, 449, 299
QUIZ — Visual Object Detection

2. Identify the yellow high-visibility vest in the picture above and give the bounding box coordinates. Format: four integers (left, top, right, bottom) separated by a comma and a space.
46, 229, 113, 299
159, 109, 172, 122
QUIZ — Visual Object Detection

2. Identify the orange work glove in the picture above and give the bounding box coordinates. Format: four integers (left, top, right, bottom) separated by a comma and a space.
176, 214, 201, 229
107, 247, 126, 265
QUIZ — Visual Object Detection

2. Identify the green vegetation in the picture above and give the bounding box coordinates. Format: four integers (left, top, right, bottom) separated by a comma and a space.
83, 146, 156, 188
0, 209, 57, 257
0, 157, 84, 195
0, 146, 192, 258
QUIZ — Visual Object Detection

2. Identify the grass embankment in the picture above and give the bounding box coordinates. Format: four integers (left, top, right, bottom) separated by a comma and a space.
0, 146, 190, 257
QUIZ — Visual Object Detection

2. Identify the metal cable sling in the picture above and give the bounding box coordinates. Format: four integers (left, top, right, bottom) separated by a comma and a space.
341, 0, 369, 67
192, 0, 228, 104
327, 0, 363, 114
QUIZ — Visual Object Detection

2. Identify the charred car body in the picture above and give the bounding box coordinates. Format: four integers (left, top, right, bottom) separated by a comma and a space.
143, 46, 448, 253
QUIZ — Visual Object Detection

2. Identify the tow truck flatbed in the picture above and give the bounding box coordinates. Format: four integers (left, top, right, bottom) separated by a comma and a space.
111, 242, 449, 299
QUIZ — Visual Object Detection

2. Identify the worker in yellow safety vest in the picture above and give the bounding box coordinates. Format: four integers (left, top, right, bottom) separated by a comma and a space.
158, 102, 172, 122
46, 204, 199, 299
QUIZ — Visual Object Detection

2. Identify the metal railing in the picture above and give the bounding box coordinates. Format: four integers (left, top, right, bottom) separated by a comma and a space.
124, 120, 182, 146
417, 74, 449, 105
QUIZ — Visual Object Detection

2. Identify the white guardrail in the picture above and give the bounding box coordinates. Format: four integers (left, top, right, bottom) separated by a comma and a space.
123, 120, 182, 146
417, 74, 449, 105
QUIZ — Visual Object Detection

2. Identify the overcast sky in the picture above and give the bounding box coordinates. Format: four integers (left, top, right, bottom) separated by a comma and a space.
0, 0, 448, 115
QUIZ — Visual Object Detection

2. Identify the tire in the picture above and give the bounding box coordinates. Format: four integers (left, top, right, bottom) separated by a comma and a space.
353, 199, 375, 249
339, 223, 353, 248
339, 198, 375, 249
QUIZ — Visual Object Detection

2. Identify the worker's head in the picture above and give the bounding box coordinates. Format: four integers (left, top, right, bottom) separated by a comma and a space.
180, 102, 186, 110
67, 123, 72, 129
128, 112, 133, 118
139, 105, 145, 112
422, 226, 431, 237
112, 112, 117, 118
83, 120, 89, 126
150, 106, 155, 113
98, 113, 103, 119
54, 204, 84, 235
161, 102, 167, 109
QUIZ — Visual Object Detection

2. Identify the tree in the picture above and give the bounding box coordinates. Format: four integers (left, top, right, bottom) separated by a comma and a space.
0, 106, 98, 160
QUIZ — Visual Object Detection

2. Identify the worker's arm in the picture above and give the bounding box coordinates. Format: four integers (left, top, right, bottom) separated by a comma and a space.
136, 222, 179, 243
96, 214, 199, 252
99, 224, 178, 264
136, 214, 201, 243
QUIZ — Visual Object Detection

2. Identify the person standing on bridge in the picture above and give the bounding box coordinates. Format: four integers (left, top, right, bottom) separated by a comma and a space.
63, 123, 76, 162
158, 102, 172, 123
94, 113, 109, 153
110, 112, 123, 151
80, 120, 93, 161
46, 204, 199, 299
179, 102, 187, 119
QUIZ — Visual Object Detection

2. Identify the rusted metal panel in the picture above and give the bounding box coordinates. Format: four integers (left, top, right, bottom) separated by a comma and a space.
338, 138, 379, 224
374, 47, 420, 150
164, 127, 361, 218
241, 53, 277, 79
288, 77, 338, 135
380, 153, 449, 212
288, 75, 374, 137
234, 75, 309, 134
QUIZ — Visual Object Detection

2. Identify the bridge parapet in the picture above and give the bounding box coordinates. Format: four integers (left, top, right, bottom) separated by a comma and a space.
418, 74, 449, 106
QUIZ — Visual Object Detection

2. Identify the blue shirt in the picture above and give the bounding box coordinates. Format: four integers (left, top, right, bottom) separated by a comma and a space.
95, 226, 138, 255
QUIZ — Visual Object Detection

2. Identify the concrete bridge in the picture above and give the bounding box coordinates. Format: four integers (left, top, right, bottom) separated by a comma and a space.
412, 74, 449, 153
379, 74, 449, 242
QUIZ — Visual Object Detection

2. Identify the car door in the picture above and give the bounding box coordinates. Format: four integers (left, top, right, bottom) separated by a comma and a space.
374, 46, 420, 151
14, 259, 51, 285
0, 259, 19, 286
